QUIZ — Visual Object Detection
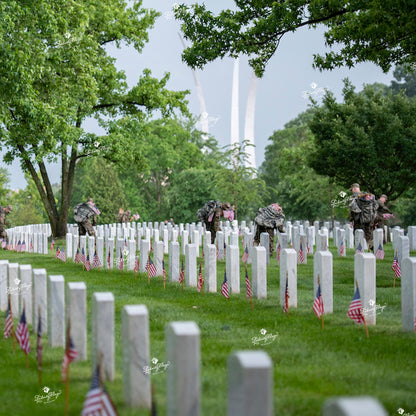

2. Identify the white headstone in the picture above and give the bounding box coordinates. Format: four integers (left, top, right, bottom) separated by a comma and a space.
66, 282, 87, 360
92, 292, 115, 381
226, 245, 240, 294
205, 244, 217, 293
322, 397, 387, 416
19, 264, 32, 325
185, 244, 197, 287
122, 305, 151, 408
169, 242, 180, 282
227, 351, 273, 416
252, 246, 267, 299
401, 257, 416, 332
48, 275, 65, 347
354, 253, 376, 325
313, 251, 333, 313
166, 321, 200, 416
0, 260, 9, 311
8, 263, 19, 317
280, 249, 297, 308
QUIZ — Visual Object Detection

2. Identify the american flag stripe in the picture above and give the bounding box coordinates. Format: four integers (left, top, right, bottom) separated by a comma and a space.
4, 304, 13, 339
283, 276, 289, 313
221, 273, 229, 299
347, 287, 365, 324
16, 308, 30, 354
313, 284, 324, 318
375, 244, 385, 260
245, 270, 252, 299
241, 247, 249, 263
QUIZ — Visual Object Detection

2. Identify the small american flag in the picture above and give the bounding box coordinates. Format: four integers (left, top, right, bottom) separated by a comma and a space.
55, 246, 60, 259
221, 272, 229, 299
299, 242, 304, 263
245, 269, 252, 299
179, 261, 185, 284
339, 240, 345, 256
81, 247, 86, 265
62, 336, 78, 382
51, 237, 55, 250
355, 242, 363, 254
36, 311, 42, 371
84, 254, 91, 272
283, 275, 289, 314
57, 246, 66, 262
375, 244, 385, 260
16, 240, 21, 252
29, 239, 33, 251
1, 238, 6, 249
74, 248, 81, 264
81, 366, 118, 416
119, 249, 124, 271
21, 240, 26, 252
162, 259, 166, 287
197, 263, 204, 292
146, 256, 156, 278
347, 286, 365, 325
392, 250, 401, 278
241, 246, 249, 263
4, 297, 13, 339
92, 250, 101, 269
16, 307, 30, 354
414, 317, 416, 332
313, 282, 324, 319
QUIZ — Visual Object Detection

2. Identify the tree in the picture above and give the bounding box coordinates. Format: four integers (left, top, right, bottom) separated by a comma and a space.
308, 80, 416, 200
166, 168, 219, 223
213, 141, 266, 220
112, 116, 217, 221
391, 64, 416, 98
259, 110, 344, 220
0, 167, 10, 206
175, 1, 416, 77
0, 0, 188, 236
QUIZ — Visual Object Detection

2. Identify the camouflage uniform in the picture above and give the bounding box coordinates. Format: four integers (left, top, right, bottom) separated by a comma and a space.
0, 205, 12, 239
253, 204, 285, 256
349, 192, 378, 251
73, 202, 97, 237
118, 210, 131, 224
375, 197, 391, 229
197, 201, 231, 244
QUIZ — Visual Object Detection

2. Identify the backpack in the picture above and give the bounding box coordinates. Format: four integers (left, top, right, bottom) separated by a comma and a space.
196, 200, 221, 223
73, 203, 94, 223
356, 193, 378, 224
254, 205, 285, 228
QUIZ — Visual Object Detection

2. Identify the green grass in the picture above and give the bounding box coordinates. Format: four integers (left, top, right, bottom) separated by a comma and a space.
0, 240, 415, 415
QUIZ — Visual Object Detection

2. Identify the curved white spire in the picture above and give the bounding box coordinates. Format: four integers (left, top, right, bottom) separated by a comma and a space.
244, 72, 258, 171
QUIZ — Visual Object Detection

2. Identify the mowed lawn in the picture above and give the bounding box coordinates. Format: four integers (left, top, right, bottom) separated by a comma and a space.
0, 239, 415, 416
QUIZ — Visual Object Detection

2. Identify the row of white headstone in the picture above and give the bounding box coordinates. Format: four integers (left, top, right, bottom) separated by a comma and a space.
0, 258, 393, 415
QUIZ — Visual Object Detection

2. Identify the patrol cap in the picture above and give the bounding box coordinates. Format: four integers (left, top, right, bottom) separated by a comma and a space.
222, 201, 231, 210
6, 205, 12, 212
381, 194, 388, 200
350, 183, 360, 190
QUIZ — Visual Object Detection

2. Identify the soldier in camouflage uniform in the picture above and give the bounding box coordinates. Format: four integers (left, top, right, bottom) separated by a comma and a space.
197, 200, 233, 244
349, 183, 378, 251
118, 208, 131, 224
253, 203, 285, 256
0, 205, 12, 239
73, 198, 99, 237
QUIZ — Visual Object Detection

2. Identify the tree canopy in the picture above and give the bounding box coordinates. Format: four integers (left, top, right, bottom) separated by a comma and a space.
0, 0, 188, 236
308, 80, 416, 200
175, 1, 416, 77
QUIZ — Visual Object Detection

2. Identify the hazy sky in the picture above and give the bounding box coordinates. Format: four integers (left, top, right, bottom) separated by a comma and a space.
2, 0, 395, 190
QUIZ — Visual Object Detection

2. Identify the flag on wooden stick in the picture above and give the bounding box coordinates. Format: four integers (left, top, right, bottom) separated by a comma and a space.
221, 272, 229, 299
